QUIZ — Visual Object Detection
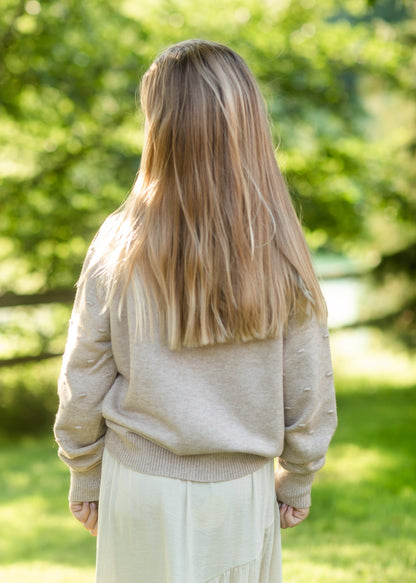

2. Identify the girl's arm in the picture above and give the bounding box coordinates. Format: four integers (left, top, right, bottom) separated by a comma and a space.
54, 254, 117, 503
275, 311, 337, 509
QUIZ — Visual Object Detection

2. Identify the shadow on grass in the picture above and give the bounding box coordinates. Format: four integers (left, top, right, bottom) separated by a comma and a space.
334, 381, 416, 454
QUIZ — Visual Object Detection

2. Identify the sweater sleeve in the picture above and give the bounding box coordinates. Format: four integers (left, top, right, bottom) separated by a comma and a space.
54, 255, 117, 502
274, 311, 337, 508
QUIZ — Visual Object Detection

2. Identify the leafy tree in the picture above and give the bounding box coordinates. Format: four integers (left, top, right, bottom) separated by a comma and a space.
0, 0, 415, 368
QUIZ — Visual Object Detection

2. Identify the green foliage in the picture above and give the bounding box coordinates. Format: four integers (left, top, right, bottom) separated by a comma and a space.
1, 0, 415, 285
0, 0, 415, 372
0, 359, 61, 435
1, 0, 149, 290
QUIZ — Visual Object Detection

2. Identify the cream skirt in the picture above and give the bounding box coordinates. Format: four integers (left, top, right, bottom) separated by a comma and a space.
96, 448, 282, 583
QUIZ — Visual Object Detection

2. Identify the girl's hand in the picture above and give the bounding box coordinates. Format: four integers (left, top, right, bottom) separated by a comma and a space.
69, 501, 99, 536
278, 502, 309, 529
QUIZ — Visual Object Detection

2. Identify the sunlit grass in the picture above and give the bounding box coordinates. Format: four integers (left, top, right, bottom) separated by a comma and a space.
0, 437, 96, 582
0, 564, 95, 583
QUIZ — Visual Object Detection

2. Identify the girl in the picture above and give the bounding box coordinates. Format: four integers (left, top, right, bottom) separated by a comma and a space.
54, 39, 337, 583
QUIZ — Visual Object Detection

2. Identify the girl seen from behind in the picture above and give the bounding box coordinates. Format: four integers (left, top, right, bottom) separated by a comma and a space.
54, 39, 337, 583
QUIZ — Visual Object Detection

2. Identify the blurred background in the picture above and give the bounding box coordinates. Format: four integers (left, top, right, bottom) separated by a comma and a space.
0, 0, 415, 581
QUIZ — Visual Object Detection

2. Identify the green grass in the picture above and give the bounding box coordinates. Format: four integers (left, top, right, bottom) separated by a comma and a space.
0, 378, 415, 582
281, 380, 416, 582
0, 436, 96, 583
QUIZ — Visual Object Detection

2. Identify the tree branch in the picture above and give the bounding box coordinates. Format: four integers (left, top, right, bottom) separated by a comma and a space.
0, 352, 62, 368
0, 289, 75, 307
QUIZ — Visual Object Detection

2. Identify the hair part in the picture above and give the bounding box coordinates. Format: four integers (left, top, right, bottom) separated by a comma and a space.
84, 39, 327, 349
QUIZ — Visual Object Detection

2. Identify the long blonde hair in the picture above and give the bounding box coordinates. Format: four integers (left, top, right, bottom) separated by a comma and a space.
85, 39, 326, 349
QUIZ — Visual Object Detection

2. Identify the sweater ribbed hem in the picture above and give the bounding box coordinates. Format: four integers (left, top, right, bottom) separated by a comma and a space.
274, 462, 315, 508
69, 464, 102, 502
105, 428, 270, 483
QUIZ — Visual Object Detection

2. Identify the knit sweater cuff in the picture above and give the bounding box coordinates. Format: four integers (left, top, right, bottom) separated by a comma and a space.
68, 464, 102, 502
274, 463, 315, 508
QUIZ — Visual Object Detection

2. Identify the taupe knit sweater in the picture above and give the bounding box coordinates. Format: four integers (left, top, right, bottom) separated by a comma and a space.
54, 255, 337, 508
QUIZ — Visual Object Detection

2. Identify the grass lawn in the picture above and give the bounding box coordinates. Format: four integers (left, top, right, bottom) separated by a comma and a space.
0, 435, 96, 583
282, 379, 416, 582
0, 370, 415, 581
